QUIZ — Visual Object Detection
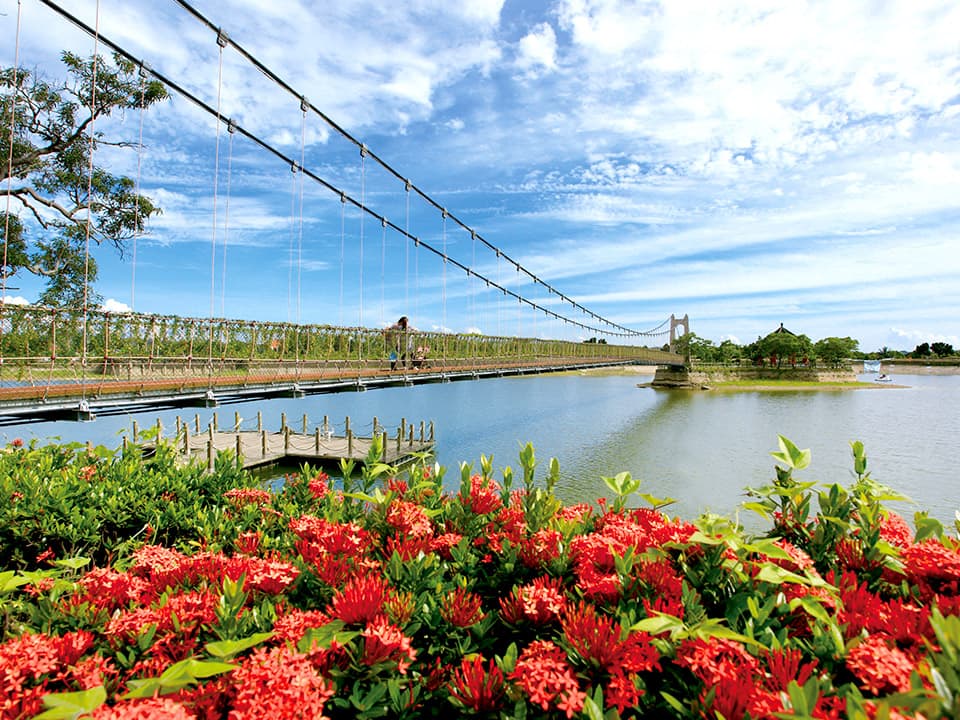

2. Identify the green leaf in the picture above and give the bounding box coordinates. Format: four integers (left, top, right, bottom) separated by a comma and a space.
583, 695, 605, 720
51, 556, 90, 570
205, 632, 273, 660
35, 687, 106, 719
755, 564, 812, 586
0, 571, 30, 594
771, 435, 811, 471
632, 613, 685, 635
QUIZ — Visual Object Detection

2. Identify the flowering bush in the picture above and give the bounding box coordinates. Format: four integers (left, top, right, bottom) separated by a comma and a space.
1, 435, 959, 718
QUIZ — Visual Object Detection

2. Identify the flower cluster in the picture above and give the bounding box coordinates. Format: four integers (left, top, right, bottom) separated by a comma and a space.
1, 438, 959, 719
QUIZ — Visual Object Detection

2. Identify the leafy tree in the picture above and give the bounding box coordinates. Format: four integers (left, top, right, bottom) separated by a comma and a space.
1, 51, 167, 308
813, 336, 859, 366
931, 342, 954, 358
717, 338, 741, 363
912, 342, 932, 359
758, 331, 812, 367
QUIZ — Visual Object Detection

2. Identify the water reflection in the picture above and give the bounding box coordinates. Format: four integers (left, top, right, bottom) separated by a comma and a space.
4, 371, 957, 528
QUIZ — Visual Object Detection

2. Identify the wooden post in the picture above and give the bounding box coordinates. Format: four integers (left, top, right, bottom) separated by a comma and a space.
132, 420, 139, 442
184, 424, 190, 455
323, 415, 329, 435
234, 411, 241, 431
396, 427, 402, 453
212, 412, 218, 432
156, 419, 162, 442
429, 421, 435, 442
381, 430, 388, 459
401, 417, 407, 440
419, 421, 425, 443
281, 412, 287, 432
175, 416, 182, 435
194, 414, 200, 433
207, 439, 214, 470
257, 411, 262, 432
315, 427, 320, 453
408, 424, 414, 447
122, 436, 128, 452
345, 416, 351, 437
208, 424, 214, 445
347, 429, 353, 457
261, 430, 267, 458
302, 413, 308, 434
372, 416, 379, 438
284, 426, 290, 453
235, 433, 242, 461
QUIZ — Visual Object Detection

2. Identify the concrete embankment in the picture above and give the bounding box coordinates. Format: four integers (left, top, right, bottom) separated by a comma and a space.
646, 365, 859, 389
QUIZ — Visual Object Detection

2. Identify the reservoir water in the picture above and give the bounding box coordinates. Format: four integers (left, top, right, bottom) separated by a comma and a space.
4, 370, 958, 529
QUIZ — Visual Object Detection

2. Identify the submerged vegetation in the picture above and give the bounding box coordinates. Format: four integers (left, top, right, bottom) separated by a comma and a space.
1, 435, 959, 719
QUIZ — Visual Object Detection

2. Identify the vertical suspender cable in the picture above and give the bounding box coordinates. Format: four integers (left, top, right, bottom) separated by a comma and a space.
338, 192, 345, 326
358, 145, 366, 328
130, 65, 147, 312
209, 30, 227, 378
297, 99, 307, 326
404, 180, 410, 315
287, 161, 296, 324
80, 0, 102, 402
379, 217, 385, 327
220, 119, 234, 316
441, 209, 447, 332
2, 0, 23, 359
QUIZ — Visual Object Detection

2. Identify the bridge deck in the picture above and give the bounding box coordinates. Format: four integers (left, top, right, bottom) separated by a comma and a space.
144, 428, 435, 471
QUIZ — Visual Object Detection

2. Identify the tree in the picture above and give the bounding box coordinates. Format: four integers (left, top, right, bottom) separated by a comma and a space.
758, 331, 812, 368
930, 342, 954, 358
813, 336, 859, 366
912, 342, 932, 359
1, 51, 167, 308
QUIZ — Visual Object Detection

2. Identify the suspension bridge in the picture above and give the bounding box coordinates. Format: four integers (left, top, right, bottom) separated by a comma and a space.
1, 0, 690, 422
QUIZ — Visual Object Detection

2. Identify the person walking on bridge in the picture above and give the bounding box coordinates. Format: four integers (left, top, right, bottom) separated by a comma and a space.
386, 316, 417, 370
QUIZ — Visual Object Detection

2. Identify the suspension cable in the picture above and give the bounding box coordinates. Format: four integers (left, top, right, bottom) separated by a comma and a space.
166, 0, 656, 337
35, 0, 672, 339
2, 0, 23, 358
358, 145, 366, 328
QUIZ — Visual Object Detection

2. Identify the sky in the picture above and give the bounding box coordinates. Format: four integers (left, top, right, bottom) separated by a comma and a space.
3, 0, 959, 352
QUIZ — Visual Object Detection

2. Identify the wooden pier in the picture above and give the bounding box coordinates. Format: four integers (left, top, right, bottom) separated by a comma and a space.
132, 412, 435, 471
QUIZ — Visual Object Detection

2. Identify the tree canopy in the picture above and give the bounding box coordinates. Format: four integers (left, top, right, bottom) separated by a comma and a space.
813, 336, 859, 365
1, 51, 167, 308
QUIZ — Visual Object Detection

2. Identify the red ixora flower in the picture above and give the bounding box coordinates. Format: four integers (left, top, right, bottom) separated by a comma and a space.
448, 655, 505, 712
328, 574, 392, 625
499, 575, 568, 626
223, 487, 273, 508
846, 636, 915, 696
230, 644, 335, 719
10, 437, 23, 447
509, 640, 585, 718
89, 697, 194, 719
361, 618, 417, 674
440, 586, 486, 627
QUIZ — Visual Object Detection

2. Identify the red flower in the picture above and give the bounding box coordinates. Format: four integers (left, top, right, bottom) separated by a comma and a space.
271, 608, 331, 645
459, 474, 503, 515
675, 637, 759, 685
78, 465, 97, 481
10, 437, 23, 447
518, 528, 563, 568
499, 575, 568, 625
386, 499, 434, 538
448, 655, 505, 712
509, 640, 585, 718
223, 487, 272, 508
879, 512, 914, 548
440, 586, 486, 627
361, 618, 417, 674
230, 645, 335, 718
902, 539, 960, 587
429, 532, 463, 559
234, 531, 261, 555
846, 636, 915, 696
90, 697, 194, 719
764, 647, 816, 691
328, 575, 391, 625
308, 472, 329, 500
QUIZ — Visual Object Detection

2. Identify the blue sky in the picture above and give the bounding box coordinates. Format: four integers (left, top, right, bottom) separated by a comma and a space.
3, 0, 959, 351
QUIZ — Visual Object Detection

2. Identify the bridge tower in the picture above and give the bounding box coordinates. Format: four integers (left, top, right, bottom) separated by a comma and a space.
669, 314, 690, 361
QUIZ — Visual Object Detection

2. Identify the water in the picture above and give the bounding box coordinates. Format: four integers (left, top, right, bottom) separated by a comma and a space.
4, 370, 958, 529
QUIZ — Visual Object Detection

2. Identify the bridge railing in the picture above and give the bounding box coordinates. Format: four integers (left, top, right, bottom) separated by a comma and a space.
0, 306, 677, 389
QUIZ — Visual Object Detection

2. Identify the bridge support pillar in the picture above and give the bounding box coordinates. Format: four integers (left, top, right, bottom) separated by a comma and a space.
649, 365, 703, 389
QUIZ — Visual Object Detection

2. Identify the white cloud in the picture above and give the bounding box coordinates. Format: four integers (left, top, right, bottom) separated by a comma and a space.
1, 296, 30, 306
101, 299, 132, 313
516, 23, 557, 75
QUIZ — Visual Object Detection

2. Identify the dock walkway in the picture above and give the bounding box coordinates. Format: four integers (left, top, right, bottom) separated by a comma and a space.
136, 414, 434, 471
